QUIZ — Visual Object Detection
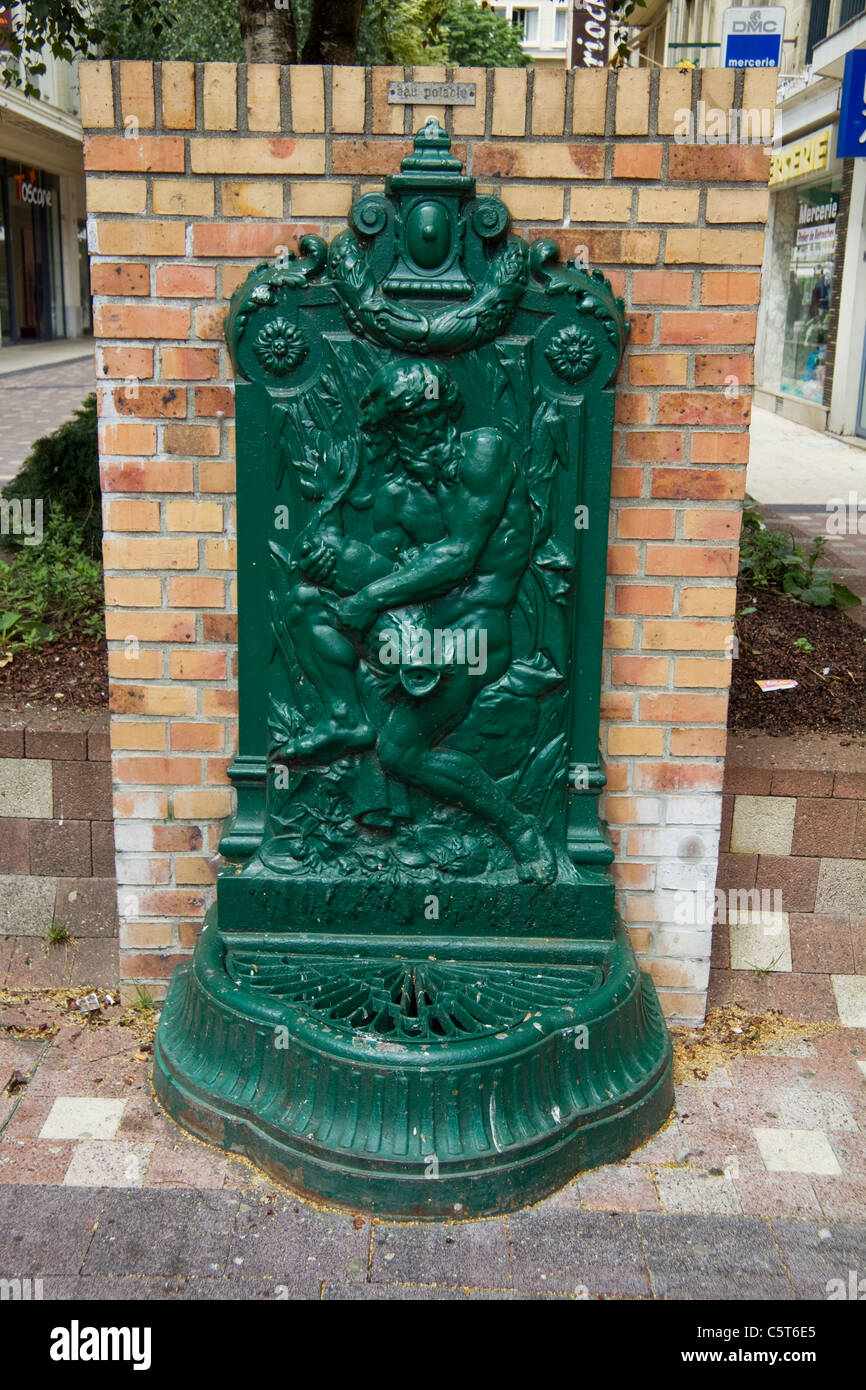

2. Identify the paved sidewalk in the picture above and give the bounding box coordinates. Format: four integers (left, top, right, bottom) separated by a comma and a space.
1, 992, 864, 1298
0, 352, 95, 485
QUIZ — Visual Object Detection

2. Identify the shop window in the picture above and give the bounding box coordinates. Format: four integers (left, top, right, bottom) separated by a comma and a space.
780, 180, 841, 405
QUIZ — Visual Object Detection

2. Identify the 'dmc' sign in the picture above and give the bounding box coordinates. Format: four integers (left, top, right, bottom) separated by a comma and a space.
721, 5, 786, 68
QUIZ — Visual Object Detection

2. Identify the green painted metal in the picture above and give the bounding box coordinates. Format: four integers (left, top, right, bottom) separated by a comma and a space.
154, 120, 673, 1217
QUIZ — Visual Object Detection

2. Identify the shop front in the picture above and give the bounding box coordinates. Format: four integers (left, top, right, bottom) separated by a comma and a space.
0, 158, 66, 342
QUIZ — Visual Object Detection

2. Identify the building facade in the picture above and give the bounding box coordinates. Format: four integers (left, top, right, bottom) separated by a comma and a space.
0, 13, 89, 344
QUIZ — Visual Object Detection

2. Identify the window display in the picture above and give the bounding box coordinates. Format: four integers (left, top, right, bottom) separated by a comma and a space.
780, 180, 841, 403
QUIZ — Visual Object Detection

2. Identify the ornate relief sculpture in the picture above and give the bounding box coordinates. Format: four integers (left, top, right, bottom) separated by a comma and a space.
154, 121, 673, 1217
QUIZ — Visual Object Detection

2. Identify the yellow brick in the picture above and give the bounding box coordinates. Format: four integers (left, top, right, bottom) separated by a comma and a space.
372, 67, 403, 135
290, 182, 352, 217
658, 70, 692, 136
109, 649, 164, 680
679, 586, 737, 617
96, 220, 187, 257
120, 60, 154, 128
674, 657, 732, 687
492, 68, 527, 137
104, 576, 163, 608
332, 67, 366, 133
112, 684, 197, 716
665, 229, 765, 266
79, 61, 115, 128
698, 69, 735, 137
166, 500, 224, 532
706, 189, 769, 224
161, 62, 196, 129
570, 186, 631, 222
152, 179, 215, 216
203, 63, 237, 130
173, 789, 232, 819
290, 65, 325, 132
452, 68, 486, 136
247, 64, 281, 132
121, 922, 174, 948
103, 537, 198, 570
607, 727, 665, 756
532, 69, 566, 136
86, 177, 147, 214
638, 189, 700, 224
106, 499, 160, 532
205, 539, 237, 569
190, 139, 325, 175
604, 619, 635, 650
504, 186, 564, 221
615, 69, 650, 136
222, 181, 283, 217
110, 723, 167, 752
411, 65, 448, 127
572, 69, 607, 135
743, 68, 779, 116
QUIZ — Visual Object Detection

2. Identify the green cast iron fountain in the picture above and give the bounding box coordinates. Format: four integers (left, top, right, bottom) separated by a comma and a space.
153, 120, 674, 1217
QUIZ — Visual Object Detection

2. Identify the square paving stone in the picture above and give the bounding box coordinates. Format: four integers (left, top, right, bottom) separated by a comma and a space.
655, 1169, 742, 1215
40, 1096, 127, 1141
0, 1184, 105, 1275
730, 796, 795, 857
509, 1209, 650, 1298
227, 1194, 369, 1283
729, 911, 792, 972
753, 1126, 843, 1175
370, 1218, 511, 1288
83, 1188, 239, 1278
63, 1139, 154, 1187
771, 1220, 866, 1299
638, 1213, 794, 1300
832, 975, 866, 1027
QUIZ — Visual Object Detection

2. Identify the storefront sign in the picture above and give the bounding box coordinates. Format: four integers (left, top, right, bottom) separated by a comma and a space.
12, 167, 53, 208
388, 82, 476, 106
721, 6, 785, 68
837, 50, 866, 158
769, 127, 832, 187
569, 0, 610, 69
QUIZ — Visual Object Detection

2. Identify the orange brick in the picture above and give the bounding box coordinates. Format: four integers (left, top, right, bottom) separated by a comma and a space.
679, 586, 737, 617
674, 657, 733, 687
120, 61, 155, 128
167, 576, 225, 607
154, 826, 204, 851
191, 221, 318, 257
474, 144, 603, 180
84, 136, 185, 173
79, 61, 115, 127
107, 384, 187, 419
199, 461, 236, 491
290, 65, 325, 132
99, 346, 153, 378
604, 619, 635, 650
615, 584, 673, 615
101, 460, 194, 493
617, 508, 676, 540
646, 546, 738, 578
600, 692, 634, 721
694, 353, 754, 386
536, 228, 658, 266
607, 543, 640, 575
160, 347, 220, 380
629, 354, 688, 386
632, 271, 692, 306
643, 619, 732, 651
202, 689, 238, 717
613, 144, 661, 179
105, 499, 160, 532
691, 432, 751, 464
172, 789, 232, 818
106, 611, 195, 642
155, 264, 216, 298
161, 62, 196, 129
611, 656, 669, 686
102, 537, 198, 570
169, 651, 227, 680
205, 539, 237, 570
634, 762, 724, 792
666, 229, 765, 267
658, 392, 750, 427
640, 693, 728, 723
163, 424, 220, 457
652, 468, 745, 501
91, 262, 149, 297
114, 791, 169, 819
492, 68, 527, 136
166, 500, 223, 531
247, 64, 281, 131
671, 727, 727, 757
170, 723, 225, 752
111, 685, 197, 717
626, 433, 683, 463
627, 313, 654, 344
194, 388, 234, 419
683, 509, 741, 540
669, 146, 771, 181
95, 304, 190, 340
332, 67, 366, 134
104, 576, 162, 608
607, 727, 665, 756
194, 305, 229, 340
86, 176, 147, 214
108, 649, 164, 680
532, 68, 566, 135
660, 313, 757, 346
610, 467, 643, 497
110, 721, 167, 751
615, 394, 651, 425
701, 272, 762, 306
203, 63, 237, 130
190, 138, 325, 175
100, 422, 157, 455
152, 179, 215, 216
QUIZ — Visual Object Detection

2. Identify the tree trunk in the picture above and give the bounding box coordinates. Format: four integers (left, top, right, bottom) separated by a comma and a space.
302, 0, 363, 63
238, 0, 297, 64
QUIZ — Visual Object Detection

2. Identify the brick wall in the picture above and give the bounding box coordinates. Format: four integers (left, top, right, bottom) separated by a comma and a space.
80, 60, 775, 1023
0, 714, 118, 987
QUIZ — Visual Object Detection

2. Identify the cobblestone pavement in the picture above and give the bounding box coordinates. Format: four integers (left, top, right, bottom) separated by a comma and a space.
1, 998, 864, 1299
0, 356, 95, 485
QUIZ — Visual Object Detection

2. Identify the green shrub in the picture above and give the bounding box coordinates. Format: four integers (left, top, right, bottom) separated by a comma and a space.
2, 393, 101, 557
738, 504, 861, 610
0, 510, 104, 658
